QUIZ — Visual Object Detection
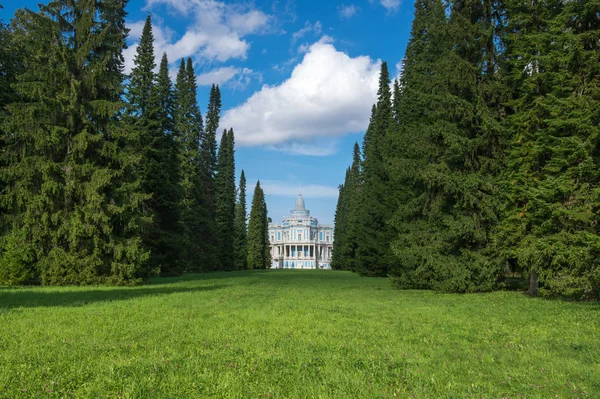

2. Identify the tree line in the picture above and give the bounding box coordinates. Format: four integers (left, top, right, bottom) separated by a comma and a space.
332, 0, 599, 299
0, 1, 272, 285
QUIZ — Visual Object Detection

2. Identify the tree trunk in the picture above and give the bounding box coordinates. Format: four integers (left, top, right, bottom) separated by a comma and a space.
527, 269, 538, 295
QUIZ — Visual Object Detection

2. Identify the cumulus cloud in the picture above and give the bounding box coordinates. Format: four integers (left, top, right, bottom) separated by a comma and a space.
220, 40, 380, 147
380, 0, 401, 12
339, 4, 359, 18
253, 180, 339, 199
196, 66, 240, 86
124, 0, 273, 73
226, 10, 270, 35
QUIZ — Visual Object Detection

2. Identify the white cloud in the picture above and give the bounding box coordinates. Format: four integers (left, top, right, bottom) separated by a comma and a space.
268, 140, 339, 156
291, 21, 322, 43
380, 0, 401, 12
125, 0, 273, 72
220, 41, 380, 147
196, 66, 240, 86
298, 34, 334, 54
227, 10, 270, 35
202, 33, 249, 62
253, 180, 339, 198
339, 4, 359, 18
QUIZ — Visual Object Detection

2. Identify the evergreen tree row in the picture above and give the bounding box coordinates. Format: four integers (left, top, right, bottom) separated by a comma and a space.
0, 3, 268, 284
333, 0, 600, 299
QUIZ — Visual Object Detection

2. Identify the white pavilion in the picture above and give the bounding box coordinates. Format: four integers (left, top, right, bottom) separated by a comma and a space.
268, 194, 334, 269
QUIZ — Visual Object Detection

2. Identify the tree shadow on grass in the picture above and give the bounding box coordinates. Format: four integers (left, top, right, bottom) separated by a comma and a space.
0, 283, 227, 309
146, 270, 358, 284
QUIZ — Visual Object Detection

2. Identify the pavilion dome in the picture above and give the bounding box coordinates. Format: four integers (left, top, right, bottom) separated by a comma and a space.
294, 194, 306, 211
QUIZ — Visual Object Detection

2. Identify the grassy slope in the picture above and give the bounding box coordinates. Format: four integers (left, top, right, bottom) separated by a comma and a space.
0, 270, 598, 398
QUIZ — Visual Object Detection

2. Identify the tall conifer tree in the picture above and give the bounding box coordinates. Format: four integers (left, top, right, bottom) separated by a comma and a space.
199, 83, 220, 270
215, 128, 236, 270
495, 0, 600, 299
389, 0, 504, 292
173, 58, 205, 272
154, 52, 183, 275
234, 170, 248, 270
332, 170, 349, 270
332, 143, 362, 271
1, 0, 149, 285
247, 181, 269, 269
262, 191, 271, 269
125, 15, 182, 275
354, 62, 396, 277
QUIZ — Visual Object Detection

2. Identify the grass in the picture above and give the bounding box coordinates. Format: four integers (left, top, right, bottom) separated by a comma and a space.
0, 270, 599, 398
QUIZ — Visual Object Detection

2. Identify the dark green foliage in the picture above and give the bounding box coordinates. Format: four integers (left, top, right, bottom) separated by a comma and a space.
354, 62, 397, 277
127, 15, 155, 118
331, 172, 348, 271
156, 54, 175, 135
1, 0, 149, 285
214, 128, 236, 271
262, 191, 271, 269
391, 79, 401, 124
327, 0, 599, 299
0, 14, 20, 115
205, 84, 222, 152
332, 143, 361, 271
198, 83, 221, 271
0, 14, 22, 232
388, 0, 505, 292
125, 16, 183, 276
495, 0, 600, 299
234, 170, 248, 270
201, 84, 220, 203
247, 181, 270, 269
173, 58, 206, 272
149, 53, 183, 276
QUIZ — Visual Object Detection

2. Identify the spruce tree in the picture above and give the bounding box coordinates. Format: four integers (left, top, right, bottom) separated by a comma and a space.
0, 12, 20, 118
354, 62, 397, 277
0, 13, 23, 285
262, 189, 272, 269
214, 128, 236, 270
205, 84, 222, 149
154, 52, 184, 275
125, 15, 182, 276
247, 181, 269, 269
332, 142, 362, 271
1, 0, 149, 285
496, 0, 600, 299
198, 83, 220, 270
345, 143, 362, 272
127, 15, 155, 118
233, 170, 248, 270
173, 58, 205, 272
389, 0, 504, 292
331, 172, 348, 270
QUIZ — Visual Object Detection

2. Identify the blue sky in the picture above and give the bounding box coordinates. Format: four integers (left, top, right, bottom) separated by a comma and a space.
2, 0, 414, 224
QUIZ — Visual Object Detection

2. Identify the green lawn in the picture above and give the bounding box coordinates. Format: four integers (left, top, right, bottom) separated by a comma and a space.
0, 270, 598, 398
